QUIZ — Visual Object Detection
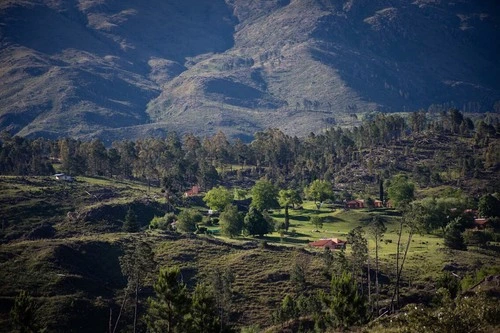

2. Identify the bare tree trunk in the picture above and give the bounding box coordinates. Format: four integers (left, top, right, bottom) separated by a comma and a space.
375, 234, 380, 313
109, 308, 113, 333
367, 254, 372, 313
391, 220, 403, 312
113, 293, 128, 333
133, 277, 139, 333
395, 231, 413, 307
391, 228, 414, 311
284, 205, 289, 231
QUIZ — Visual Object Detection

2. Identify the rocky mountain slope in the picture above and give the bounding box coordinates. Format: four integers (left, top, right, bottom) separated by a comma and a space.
0, 0, 499, 140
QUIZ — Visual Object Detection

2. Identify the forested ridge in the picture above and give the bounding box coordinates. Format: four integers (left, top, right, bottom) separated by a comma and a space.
2, 109, 499, 195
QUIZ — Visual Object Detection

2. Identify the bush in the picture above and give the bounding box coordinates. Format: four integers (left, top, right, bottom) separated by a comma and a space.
149, 213, 176, 230
385, 294, 500, 332
463, 230, 490, 248
177, 209, 203, 233
436, 272, 460, 299
443, 222, 467, 250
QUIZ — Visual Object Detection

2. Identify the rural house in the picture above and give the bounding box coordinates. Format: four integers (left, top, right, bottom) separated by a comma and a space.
474, 218, 490, 230
346, 199, 364, 209
184, 185, 201, 197
309, 238, 347, 250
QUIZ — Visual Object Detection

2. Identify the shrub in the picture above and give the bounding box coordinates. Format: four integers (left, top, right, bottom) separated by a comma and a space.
443, 221, 467, 250
176, 209, 203, 233
463, 230, 490, 248
149, 213, 176, 230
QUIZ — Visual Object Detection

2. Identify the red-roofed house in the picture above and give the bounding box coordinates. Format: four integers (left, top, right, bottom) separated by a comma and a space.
184, 185, 201, 197
346, 199, 364, 209
374, 200, 384, 208
309, 238, 347, 250
474, 218, 490, 230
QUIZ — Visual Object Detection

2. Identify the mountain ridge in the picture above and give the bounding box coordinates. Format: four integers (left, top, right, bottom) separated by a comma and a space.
0, 0, 499, 140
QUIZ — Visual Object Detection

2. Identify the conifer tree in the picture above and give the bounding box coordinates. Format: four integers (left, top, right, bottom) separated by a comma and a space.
123, 207, 139, 232
10, 290, 37, 333
328, 272, 367, 329
190, 283, 221, 333
146, 266, 190, 333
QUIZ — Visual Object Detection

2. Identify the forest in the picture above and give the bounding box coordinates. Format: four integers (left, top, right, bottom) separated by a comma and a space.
1, 109, 499, 193
1, 109, 499, 332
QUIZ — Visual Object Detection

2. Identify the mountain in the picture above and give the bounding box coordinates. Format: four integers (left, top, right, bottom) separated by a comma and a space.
0, 0, 499, 141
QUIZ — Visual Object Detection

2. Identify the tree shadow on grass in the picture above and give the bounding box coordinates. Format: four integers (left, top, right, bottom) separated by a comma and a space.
322, 216, 345, 223
285, 231, 310, 238
292, 208, 318, 215
290, 215, 311, 222
264, 236, 310, 244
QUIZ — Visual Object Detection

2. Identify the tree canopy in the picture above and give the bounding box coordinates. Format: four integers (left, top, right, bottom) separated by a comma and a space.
387, 174, 415, 209
219, 204, 243, 238
478, 194, 500, 218
244, 207, 273, 237
250, 179, 279, 211
328, 272, 367, 328
203, 186, 233, 212
176, 209, 202, 233
123, 207, 140, 232
146, 266, 191, 333
304, 179, 334, 210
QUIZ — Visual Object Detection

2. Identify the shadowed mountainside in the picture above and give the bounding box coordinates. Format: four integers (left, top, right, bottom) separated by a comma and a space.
0, 0, 499, 141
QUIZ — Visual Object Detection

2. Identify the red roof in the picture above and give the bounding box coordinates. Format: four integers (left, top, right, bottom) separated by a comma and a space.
346, 199, 364, 208
474, 218, 488, 225
309, 238, 346, 249
310, 239, 332, 247
184, 185, 201, 197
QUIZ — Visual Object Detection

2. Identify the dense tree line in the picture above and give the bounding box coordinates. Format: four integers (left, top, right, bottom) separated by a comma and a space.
0, 110, 498, 195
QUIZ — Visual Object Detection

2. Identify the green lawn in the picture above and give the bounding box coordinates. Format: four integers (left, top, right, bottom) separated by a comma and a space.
203, 200, 499, 285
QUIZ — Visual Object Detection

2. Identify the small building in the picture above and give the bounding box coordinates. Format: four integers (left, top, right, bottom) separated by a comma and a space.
474, 218, 489, 230
184, 185, 201, 197
374, 200, 384, 208
346, 199, 364, 209
309, 238, 347, 250
54, 173, 74, 182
